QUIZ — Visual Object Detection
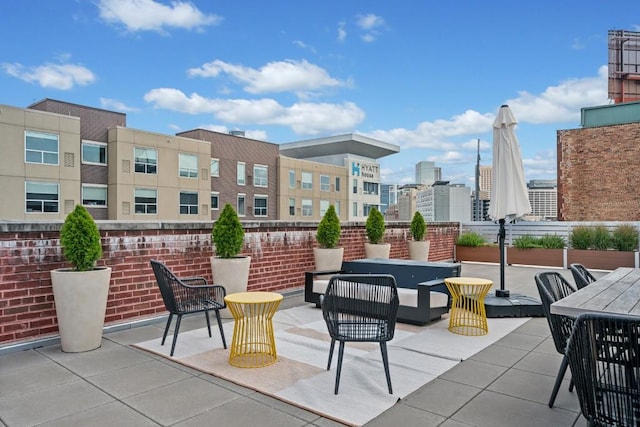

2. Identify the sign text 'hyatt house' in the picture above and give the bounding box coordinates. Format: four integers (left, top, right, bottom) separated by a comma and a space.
351, 162, 380, 179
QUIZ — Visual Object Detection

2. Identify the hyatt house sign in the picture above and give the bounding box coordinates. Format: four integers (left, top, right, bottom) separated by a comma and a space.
351, 161, 380, 180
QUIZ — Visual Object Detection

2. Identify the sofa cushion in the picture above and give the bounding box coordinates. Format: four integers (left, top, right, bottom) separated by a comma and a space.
313, 279, 330, 295
396, 288, 448, 308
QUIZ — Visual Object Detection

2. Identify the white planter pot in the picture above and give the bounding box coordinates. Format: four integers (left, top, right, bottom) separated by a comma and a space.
211, 256, 251, 318
313, 247, 344, 271
408, 240, 430, 261
50, 267, 111, 353
364, 242, 391, 259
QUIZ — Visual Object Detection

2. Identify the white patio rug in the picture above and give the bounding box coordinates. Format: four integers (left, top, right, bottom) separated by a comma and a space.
133, 306, 528, 426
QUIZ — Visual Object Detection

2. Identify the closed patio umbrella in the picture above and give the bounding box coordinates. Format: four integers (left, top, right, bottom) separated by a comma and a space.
488, 105, 531, 297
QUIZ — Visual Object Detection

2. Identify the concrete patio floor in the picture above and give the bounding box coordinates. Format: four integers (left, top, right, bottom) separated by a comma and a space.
0, 262, 598, 426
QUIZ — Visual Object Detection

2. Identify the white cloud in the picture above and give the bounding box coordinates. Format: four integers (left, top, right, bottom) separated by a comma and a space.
143, 88, 365, 134
337, 21, 347, 42
2, 62, 95, 89
187, 59, 345, 96
100, 97, 138, 112
97, 0, 222, 33
356, 13, 385, 42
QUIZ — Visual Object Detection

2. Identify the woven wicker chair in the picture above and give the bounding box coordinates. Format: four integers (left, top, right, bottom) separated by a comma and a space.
569, 263, 597, 290
566, 312, 640, 426
322, 274, 399, 394
535, 271, 577, 407
150, 260, 227, 356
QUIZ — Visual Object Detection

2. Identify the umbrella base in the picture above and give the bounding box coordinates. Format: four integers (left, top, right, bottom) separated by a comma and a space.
484, 292, 544, 318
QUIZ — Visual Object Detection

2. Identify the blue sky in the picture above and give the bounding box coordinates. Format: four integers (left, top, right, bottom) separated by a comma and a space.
2, 1, 638, 186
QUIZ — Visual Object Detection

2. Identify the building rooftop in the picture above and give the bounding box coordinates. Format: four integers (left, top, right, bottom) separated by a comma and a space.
279, 133, 400, 160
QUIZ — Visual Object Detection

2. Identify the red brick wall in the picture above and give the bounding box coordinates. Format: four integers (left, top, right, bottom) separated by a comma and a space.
0, 221, 459, 347
558, 123, 640, 220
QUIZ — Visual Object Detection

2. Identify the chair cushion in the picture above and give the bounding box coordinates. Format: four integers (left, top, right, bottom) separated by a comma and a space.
313, 279, 330, 295
396, 288, 448, 308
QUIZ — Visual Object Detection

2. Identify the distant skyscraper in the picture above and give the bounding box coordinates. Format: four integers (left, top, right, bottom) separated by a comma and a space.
415, 161, 441, 186
479, 165, 492, 199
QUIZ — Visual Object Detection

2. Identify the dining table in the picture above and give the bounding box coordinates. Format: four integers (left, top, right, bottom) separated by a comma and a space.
550, 267, 640, 318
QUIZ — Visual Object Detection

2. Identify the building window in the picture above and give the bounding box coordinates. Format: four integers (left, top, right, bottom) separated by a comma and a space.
289, 198, 295, 216
237, 194, 246, 216
135, 188, 157, 214
211, 192, 219, 210
335, 201, 341, 216
82, 141, 107, 165
320, 175, 330, 192
352, 202, 358, 217
301, 172, 312, 190
25, 131, 58, 165
289, 170, 295, 188
335, 177, 341, 192
352, 179, 358, 194
237, 162, 246, 185
364, 203, 377, 216
134, 147, 157, 174
254, 195, 268, 217
179, 153, 198, 178
253, 165, 268, 187
302, 199, 313, 216
25, 181, 59, 213
320, 200, 330, 217
82, 185, 107, 207
210, 158, 219, 177
179, 191, 198, 214
363, 181, 379, 195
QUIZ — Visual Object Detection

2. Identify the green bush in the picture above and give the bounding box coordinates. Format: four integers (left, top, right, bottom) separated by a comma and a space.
591, 225, 611, 250
611, 224, 639, 251
456, 231, 486, 247
538, 234, 566, 249
60, 205, 103, 271
365, 207, 385, 244
570, 226, 593, 250
316, 205, 341, 248
211, 204, 245, 258
410, 211, 427, 241
512, 235, 541, 249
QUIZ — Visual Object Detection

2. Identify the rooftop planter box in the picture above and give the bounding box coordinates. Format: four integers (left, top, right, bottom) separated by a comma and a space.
507, 247, 564, 267
567, 249, 635, 270
454, 245, 500, 263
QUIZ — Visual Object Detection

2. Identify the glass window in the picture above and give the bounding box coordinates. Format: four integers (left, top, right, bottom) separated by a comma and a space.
210, 158, 219, 177
289, 170, 295, 188
352, 178, 358, 194
134, 147, 157, 174
302, 199, 312, 216
253, 165, 268, 187
335, 177, 341, 192
179, 192, 198, 214
25, 131, 58, 165
211, 192, 219, 210
363, 181, 379, 195
289, 198, 295, 216
301, 172, 312, 190
135, 188, 157, 214
320, 175, 330, 192
237, 194, 246, 216
82, 141, 107, 165
237, 162, 246, 185
352, 202, 358, 217
179, 153, 198, 178
254, 196, 268, 216
82, 185, 107, 207
335, 201, 341, 216
320, 200, 330, 217
25, 181, 59, 213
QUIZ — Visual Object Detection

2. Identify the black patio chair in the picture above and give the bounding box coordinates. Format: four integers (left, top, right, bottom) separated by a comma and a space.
322, 274, 399, 394
150, 259, 227, 356
569, 263, 597, 290
566, 312, 640, 426
534, 271, 577, 408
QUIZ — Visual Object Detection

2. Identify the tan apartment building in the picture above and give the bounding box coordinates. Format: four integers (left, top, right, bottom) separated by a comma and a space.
278, 156, 348, 221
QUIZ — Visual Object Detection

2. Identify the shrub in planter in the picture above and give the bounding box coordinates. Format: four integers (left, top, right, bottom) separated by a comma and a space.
409, 211, 427, 241
211, 204, 245, 258
591, 225, 611, 250
455, 231, 487, 247
316, 205, 341, 248
538, 234, 566, 249
611, 224, 639, 251
365, 207, 385, 244
60, 204, 103, 270
512, 235, 541, 249
570, 226, 593, 250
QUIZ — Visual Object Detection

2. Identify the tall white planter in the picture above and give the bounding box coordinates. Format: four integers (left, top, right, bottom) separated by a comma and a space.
408, 241, 430, 261
364, 243, 391, 259
313, 247, 344, 271
50, 267, 111, 352
211, 256, 251, 317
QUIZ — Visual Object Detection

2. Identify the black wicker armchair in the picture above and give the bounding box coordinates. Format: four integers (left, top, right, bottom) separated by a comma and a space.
322, 274, 399, 394
150, 260, 227, 356
569, 263, 597, 290
535, 271, 577, 408
566, 312, 640, 426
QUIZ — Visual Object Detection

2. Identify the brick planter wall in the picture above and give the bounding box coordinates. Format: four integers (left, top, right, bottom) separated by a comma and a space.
0, 221, 459, 347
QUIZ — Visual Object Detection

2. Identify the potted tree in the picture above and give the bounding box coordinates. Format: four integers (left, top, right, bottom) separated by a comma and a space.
364, 207, 390, 258
211, 203, 250, 299
314, 205, 343, 271
50, 205, 112, 352
408, 211, 430, 261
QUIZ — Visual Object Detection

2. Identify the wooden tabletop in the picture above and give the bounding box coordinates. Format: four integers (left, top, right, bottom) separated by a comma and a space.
551, 267, 640, 318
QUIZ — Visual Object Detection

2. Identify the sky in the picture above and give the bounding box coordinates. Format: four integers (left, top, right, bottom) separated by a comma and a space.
2, 1, 639, 187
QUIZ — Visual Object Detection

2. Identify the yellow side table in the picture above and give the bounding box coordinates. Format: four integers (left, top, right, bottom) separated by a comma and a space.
224, 291, 283, 368
444, 277, 493, 336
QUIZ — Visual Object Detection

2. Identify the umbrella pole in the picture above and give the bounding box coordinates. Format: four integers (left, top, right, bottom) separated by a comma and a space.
496, 219, 510, 297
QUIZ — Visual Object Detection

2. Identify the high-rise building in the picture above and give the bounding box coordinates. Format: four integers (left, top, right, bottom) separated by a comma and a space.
415, 161, 441, 186
527, 180, 557, 220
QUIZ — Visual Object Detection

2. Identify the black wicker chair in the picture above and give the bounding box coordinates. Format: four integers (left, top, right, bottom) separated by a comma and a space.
322, 274, 399, 394
566, 312, 640, 426
569, 263, 597, 290
150, 260, 227, 356
535, 271, 577, 408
